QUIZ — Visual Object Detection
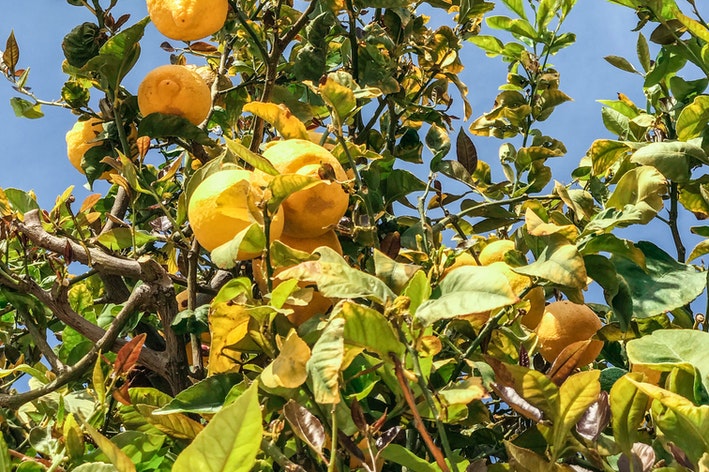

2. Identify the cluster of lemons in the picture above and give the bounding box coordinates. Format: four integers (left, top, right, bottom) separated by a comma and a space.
189, 139, 350, 326
447, 239, 603, 366
66, 0, 229, 174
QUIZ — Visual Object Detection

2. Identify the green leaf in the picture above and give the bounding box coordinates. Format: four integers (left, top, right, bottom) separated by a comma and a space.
173, 381, 263, 472
514, 237, 587, 289
84, 422, 137, 472
267, 174, 321, 213
155, 373, 243, 415
138, 113, 213, 145
578, 233, 646, 269
606, 166, 667, 224
97, 431, 165, 468
210, 223, 266, 270
373, 249, 421, 294
637, 32, 651, 72
72, 464, 118, 472
627, 330, 709, 403
500, 0, 527, 19
676, 95, 709, 141
95, 228, 157, 251
380, 444, 438, 472
673, 6, 709, 43
587, 139, 631, 176
225, 137, 278, 176
486, 16, 538, 40
10, 97, 43, 119
610, 373, 648, 454
62, 22, 101, 68
613, 241, 706, 319
630, 141, 705, 183
628, 378, 709, 466
83, 17, 148, 90
320, 71, 357, 129
502, 362, 560, 422
553, 370, 600, 451
307, 317, 345, 404
414, 265, 518, 326
339, 301, 405, 359
277, 247, 397, 304
467, 35, 505, 56
0, 434, 11, 472
604, 55, 639, 74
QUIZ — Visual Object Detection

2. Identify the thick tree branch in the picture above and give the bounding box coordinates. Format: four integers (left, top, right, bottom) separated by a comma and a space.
17, 210, 150, 281
0, 284, 154, 409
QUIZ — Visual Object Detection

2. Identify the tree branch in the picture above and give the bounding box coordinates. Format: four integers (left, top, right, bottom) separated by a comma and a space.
16, 308, 64, 373
0, 284, 154, 409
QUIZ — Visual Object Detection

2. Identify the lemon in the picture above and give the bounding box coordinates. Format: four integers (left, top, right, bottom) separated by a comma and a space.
137, 64, 212, 125
535, 300, 603, 366
478, 239, 516, 265
261, 139, 349, 238
146, 0, 229, 41
253, 230, 342, 326
187, 168, 285, 258
66, 118, 113, 179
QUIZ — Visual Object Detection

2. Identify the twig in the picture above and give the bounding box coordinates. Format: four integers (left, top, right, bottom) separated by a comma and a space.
0, 284, 153, 409
391, 354, 450, 472
16, 308, 64, 373
261, 438, 307, 472
668, 182, 686, 263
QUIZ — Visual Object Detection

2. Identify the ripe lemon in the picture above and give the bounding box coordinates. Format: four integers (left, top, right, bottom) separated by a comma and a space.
253, 230, 342, 326
535, 300, 603, 366
478, 239, 515, 265
66, 118, 111, 178
137, 64, 212, 125
187, 168, 285, 258
261, 139, 349, 238
146, 0, 229, 41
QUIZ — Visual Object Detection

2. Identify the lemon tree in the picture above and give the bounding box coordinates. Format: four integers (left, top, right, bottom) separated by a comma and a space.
2, 0, 709, 470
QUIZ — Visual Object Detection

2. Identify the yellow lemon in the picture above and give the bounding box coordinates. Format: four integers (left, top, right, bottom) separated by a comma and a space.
478, 239, 516, 265
137, 64, 212, 125
66, 118, 112, 179
187, 168, 285, 258
535, 300, 603, 366
261, 139, 349, 238
146, 0, 229, 41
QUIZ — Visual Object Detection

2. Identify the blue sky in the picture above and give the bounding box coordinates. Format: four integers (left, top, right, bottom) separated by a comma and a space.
0, 1, 705, 270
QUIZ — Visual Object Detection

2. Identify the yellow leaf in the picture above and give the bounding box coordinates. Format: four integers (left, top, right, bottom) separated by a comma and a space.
135, 404, 204, 440
525, 208, 578, 242
243, 102, 309, 140
261, 329, 311, 389
208, 302, 251, 375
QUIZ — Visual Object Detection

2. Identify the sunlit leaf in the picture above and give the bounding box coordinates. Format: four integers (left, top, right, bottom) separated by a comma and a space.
339, 301, 405, 359
261, 330, 311, 389
606, 166, 667, 224
277, 247, 397, 304
373, 249, 421, 294
613, 241, 706, 319
415, 265, 518, 326
610, 373, 648, 454
307, 317, 345, 404
676, 95, 709, 141
243, 102, 309, 140
95, 228, 157, 251
587, 139, 631, 176
557, 370, 601, 442
629, 378, 709, 466
225, 137, 278, 176
84, 422, 137, 472
155, 373, 243, 415
208, 302, 251, 375
173, 381, 263, 472
630, 141, 705, 183
627, 329, 709, 403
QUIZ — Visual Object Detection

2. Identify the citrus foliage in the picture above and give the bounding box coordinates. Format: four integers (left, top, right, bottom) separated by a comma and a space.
1, 0, 709, 471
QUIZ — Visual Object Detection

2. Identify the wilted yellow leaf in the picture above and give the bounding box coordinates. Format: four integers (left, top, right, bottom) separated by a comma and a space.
208, 302, 251, 375
243, 102, 309, 140
261, 330, 311, 389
